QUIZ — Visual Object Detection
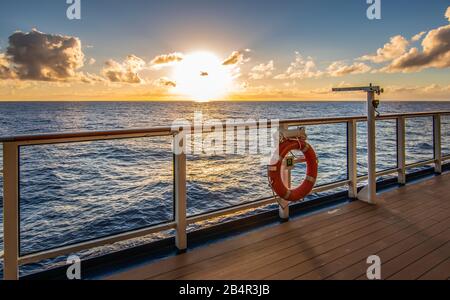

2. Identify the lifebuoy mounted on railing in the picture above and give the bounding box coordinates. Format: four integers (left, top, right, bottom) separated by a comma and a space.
268, 127, 318, 202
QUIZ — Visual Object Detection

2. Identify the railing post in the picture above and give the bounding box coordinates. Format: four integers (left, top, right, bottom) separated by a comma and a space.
356, 90, 377, 204
433, 115, 442, 174
279, 161, 291, 222
332, 84, 382, 204
366, 90, 377, 204
397, 117, 406, 184
173, 134, 187, 253
3, 142, 19, 280
278, 124, 289, 221
347, 120, 358, 198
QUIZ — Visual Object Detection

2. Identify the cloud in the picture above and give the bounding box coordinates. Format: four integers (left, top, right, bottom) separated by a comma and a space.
222, 50, 248, 65
102, 55, 146, 83
380, 6, 450, 73
5, 29, 85, 81
248, 60, 274, 80
274, 52, 321, 80
88, 58, 96, 65
79, 72, 105, 83
150, 52, 183, 67
326, 61, 371, 77
411, 31, 426, 42
382, 26, 450, 73
383, 83, 450, 99
359, 35, 409, 63
0, 53, 15, 79
155, 77, 176, 88
274, 52, 371, 79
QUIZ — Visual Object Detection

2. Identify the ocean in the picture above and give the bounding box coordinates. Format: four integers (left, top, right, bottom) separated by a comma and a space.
0, 101, 449, 276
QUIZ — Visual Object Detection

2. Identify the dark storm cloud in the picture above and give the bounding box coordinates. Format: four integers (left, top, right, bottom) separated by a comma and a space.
5, 29, 85, 81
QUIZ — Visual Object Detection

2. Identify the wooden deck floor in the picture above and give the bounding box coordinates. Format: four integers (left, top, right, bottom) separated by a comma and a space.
107, 174, 450, 280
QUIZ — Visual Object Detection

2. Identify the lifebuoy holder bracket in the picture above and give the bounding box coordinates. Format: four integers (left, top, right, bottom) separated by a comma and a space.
267, 126, 318, 202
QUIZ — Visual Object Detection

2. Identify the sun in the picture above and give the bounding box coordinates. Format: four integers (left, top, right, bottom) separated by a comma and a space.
172, 51, 234, 102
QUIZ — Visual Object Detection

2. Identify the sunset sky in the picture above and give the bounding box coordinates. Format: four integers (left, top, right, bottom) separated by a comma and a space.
0, 0, 449, 101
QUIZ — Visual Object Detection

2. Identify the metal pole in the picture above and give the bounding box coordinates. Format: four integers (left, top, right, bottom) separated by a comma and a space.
173, 134, 187, 252
357, 90, 377, 204
332, 84, 382, 205
366, 90, 377, 203
397, 117, 406, 184
347, 120, 358, 198
279, 165, 291, 221
278, 124, 289, 221
3, 142, 19, 280
433, 115, 442, 174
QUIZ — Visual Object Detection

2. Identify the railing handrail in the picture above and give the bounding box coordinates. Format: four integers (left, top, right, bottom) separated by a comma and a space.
1, 110, 449, 144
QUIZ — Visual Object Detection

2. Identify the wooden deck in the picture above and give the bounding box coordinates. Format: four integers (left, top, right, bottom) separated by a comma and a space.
107, 173, 450, 280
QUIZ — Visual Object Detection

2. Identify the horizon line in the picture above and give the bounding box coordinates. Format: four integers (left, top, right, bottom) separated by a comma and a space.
1, 99, 450, 103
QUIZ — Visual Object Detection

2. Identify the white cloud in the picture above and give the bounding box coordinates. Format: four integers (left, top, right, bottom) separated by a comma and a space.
248, 60, 274, 80
411, 31, 426, 42
359, 35, 409, 63
274, 52, 321, 80
102, 55, 146, 83
154, 77, 176, 88
385, 83, 450, 98
383, 27, 450, 73
326, 61, 372, 77
381, 6, 450, 73
150, 52, 183, 67
222, 50, 249, 66
0, 53, 15, 79
79, 72, 105, 83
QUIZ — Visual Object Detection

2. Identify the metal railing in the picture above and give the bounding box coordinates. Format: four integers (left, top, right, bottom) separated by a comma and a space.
1, 110, 450, 279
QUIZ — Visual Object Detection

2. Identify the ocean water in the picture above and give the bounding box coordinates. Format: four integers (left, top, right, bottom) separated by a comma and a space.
0, 101, 449, 276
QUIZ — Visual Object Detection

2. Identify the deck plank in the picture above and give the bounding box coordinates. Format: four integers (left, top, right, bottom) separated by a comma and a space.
214, 200, 443, 280
106, 173, 450, 280
107, 200, 369, 280
295, 216, 449, 279
261, 203, 447, 280
329, 219, 450, 279
418, 258, 450, 280
155, 195, 434, 280
388, 241, 450, 280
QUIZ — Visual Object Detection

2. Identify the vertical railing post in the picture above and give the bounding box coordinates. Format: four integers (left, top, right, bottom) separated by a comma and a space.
173, 133, 187, 253
397, 117, 406, 185
347, 120, 358, 198
332, 84, 382, 204
278, 124, 290, 221
433, 114, 442, 174
3, 142, 19, 280
365, 90, 377, 204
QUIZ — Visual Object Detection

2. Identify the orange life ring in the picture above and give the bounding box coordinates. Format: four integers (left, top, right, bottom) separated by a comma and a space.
268, 139, 318, 202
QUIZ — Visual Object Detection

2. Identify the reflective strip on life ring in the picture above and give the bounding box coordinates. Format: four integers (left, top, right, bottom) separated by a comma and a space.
267, 139, 318, 202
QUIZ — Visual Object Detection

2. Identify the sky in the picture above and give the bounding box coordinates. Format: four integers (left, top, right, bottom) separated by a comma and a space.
0, 0, 449, 101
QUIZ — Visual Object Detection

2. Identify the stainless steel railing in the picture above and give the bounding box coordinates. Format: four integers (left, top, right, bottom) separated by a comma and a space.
1, 110, 449, 279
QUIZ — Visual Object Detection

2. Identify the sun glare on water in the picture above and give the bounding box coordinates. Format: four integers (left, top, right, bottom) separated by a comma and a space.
172, 51, 234, 102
